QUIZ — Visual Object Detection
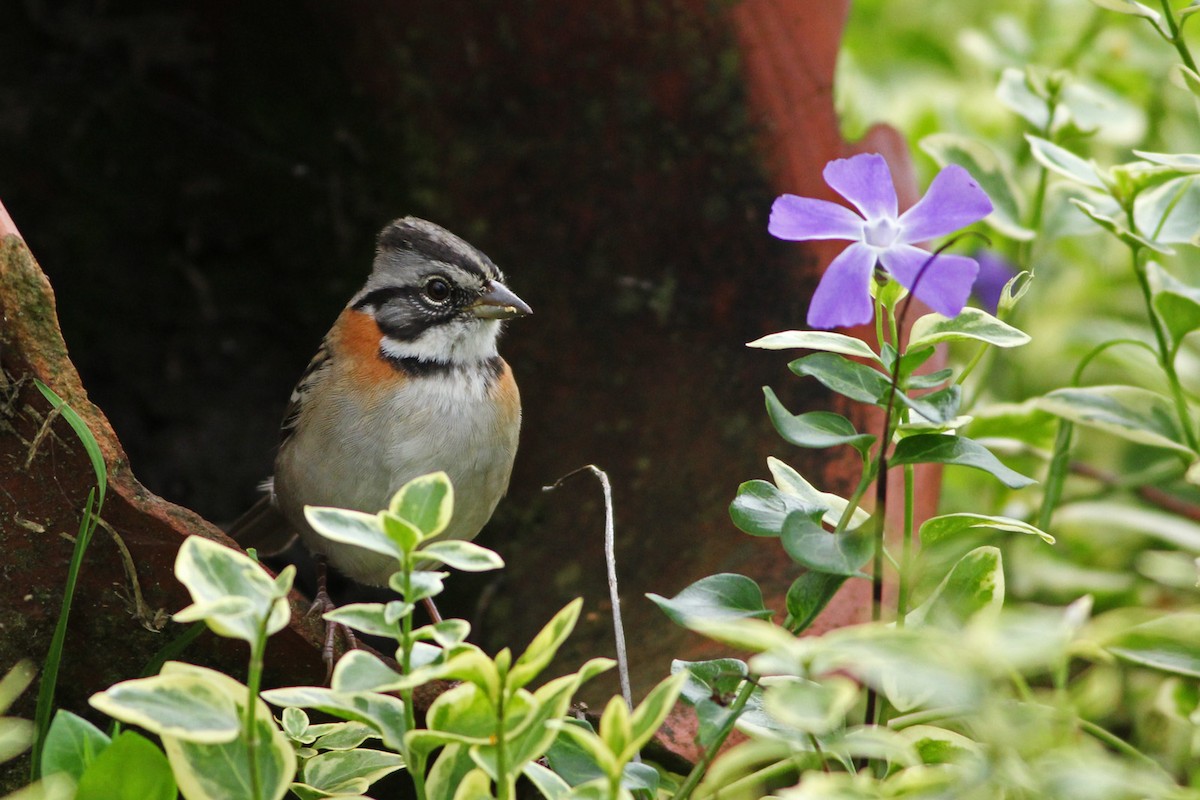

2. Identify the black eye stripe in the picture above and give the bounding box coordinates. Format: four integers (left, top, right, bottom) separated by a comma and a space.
352, 286, 406, 311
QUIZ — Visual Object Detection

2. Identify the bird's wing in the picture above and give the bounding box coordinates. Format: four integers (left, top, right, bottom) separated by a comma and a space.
280, 337, 333, 445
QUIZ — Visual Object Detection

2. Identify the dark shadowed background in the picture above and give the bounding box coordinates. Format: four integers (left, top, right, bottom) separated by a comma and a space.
1, 0, 875, 711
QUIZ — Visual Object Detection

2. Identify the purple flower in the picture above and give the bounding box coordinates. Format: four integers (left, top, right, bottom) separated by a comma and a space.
769, 153, 993, 329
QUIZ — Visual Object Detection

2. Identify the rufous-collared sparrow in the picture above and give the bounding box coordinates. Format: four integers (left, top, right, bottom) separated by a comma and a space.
232, 217, 530, 620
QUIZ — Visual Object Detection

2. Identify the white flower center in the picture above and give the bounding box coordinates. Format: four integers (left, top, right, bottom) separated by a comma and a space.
863, 217, 901, 249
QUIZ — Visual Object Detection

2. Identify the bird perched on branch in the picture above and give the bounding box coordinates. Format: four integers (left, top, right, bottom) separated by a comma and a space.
231, 217, 531, 659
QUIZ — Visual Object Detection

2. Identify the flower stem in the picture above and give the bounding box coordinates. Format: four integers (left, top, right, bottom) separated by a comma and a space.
398, 567, 428, 800
1037, 420, 1074, 534
671, 678, 758, 800
1078, 717, 1176, 779
1159, 0, 1199, 73
243, 615, 270, 800
496, 689, 512, 800
896, 465, 915, 626
1128, 245, 1198, 452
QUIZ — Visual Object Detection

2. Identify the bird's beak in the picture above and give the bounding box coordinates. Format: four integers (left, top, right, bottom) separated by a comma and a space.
471, 280, 532, 319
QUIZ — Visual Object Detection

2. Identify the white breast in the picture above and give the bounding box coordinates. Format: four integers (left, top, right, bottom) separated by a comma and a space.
274, 363, 519, 585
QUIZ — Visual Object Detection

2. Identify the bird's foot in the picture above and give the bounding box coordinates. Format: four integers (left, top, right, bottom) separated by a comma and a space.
309, 557, 358, 685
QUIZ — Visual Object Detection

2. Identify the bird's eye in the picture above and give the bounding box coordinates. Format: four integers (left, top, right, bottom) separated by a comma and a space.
423, 277, 452, 303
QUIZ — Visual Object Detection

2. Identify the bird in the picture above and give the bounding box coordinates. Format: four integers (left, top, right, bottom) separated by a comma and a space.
230, 216, 531, 661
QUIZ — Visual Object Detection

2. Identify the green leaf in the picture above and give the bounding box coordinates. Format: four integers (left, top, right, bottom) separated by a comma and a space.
1148, 261, 1200, 346
523, 761, 573, 800
309, 722, 377, 752
897, 385, 961, 425
552, 722, 620, 781
280, 707, 309, 741
789, 352, 891, 405
427, 744, 477, 800
1026, 135, 1103, 188
1035, 385, 1194, 456
1135, 178, 1200, 247
417, 539, 504, 572
762, 676, 858, 735
509, 598, 584, 690
1107, 614, 1200, 678
163, 711, 295, 800
1088, 0, 1166, 30
900, 725, 983, 766
1052, 501, 1200, 551
908, 307, 1031, 350
764, 387, 875, 457
297, 748, 406, 795
729, 480, 824, 538
904, 367, 954, 391
484, 669, 602, 775
451, 768, 495, 800
625, 672, 688, 762
907, 546, 1005, 628
891, 434, 1036, 489
785, 571, 848, 634
1135, 150, 1200, 171
427, 618, 471, 649
173, 536, 293, 643
1072, 197, 1175, 254
381, 512, 422, 555
40, 710, 110, 782
647, 574, 772, 627
920, 513, 1054, 545
403, 570, 448, 603
622, 761, 661, 794
781, 511, 874, 577
996, 67, 1052, 129
767, 457, 869, 529
34, 380, 107, 507
673, 659, 749, 707
501, 670, 598, 768
423, 683, 499, 745
824, 726, 920, 767
304, 506, 401, 560
330, 650, 406, 693
598, 696, 631, 767
323, 601, 409, 639
74, 732, 175, 800
746, 331, 880, 361
688, 618, 795, 653
389, 471, 455, 538
921, 133, 1033, 240
88, 668, 241, 744
545, 719, 607, 787
260, 686, 409, 751
439, 647, 503, 704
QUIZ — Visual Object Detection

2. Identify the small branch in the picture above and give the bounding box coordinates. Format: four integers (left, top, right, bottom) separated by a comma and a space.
94, 516, 166, 632
23, 404, 62, 469
1070, 460, 1200, 524
543, 465, 634, 715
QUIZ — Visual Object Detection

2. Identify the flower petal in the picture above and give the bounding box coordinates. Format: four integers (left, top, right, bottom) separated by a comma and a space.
807, 242, 878, 330
823, 153, 898, 221
769, 195, 863, 241
880, 244, 980, 319
898, 164, 993, 244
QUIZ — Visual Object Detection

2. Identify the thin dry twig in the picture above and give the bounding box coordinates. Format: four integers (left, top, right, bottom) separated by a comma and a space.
23, 403, 62, 469
543, 465, 634, 719
93, 516, 167, 632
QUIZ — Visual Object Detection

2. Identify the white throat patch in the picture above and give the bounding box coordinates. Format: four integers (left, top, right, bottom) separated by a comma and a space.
379, 317, 502, 364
